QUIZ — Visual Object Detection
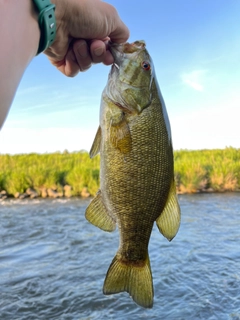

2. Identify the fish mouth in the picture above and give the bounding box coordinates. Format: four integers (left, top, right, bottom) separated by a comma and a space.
110, 61, 120, 76
109, 40, 146, 54
112, 63, 119, 70
109, 43, 122, 74
109, 40, 146, 69
109, 42, 123, 68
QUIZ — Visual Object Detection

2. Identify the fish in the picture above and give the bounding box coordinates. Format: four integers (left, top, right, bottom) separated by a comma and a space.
85, 40, 181, 308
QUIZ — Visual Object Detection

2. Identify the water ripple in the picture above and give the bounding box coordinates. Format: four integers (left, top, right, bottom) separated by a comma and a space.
0, 194, 240, 319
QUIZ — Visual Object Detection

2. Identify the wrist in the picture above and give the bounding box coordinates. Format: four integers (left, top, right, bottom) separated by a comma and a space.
26, 0, 41, 57
32, 0, 56, 55
15, 0, 41, 59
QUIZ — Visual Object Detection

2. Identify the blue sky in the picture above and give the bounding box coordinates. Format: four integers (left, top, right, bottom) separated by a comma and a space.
1, 0, 240, 154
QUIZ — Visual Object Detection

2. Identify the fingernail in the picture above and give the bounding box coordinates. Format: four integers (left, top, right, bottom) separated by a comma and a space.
94, 47, 104, 56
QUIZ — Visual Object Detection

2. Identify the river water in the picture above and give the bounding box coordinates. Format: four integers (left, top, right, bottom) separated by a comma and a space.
0, 193, 240, 319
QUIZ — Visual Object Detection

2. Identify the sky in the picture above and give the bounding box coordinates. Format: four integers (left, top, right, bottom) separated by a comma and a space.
0, 0, 240, 154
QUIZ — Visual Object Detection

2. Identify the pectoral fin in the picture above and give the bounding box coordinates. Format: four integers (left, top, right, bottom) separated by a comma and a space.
85, 190, 116, 232
156, 180, 181, 241
89, 126, 101, 158
110, 114, 132, 154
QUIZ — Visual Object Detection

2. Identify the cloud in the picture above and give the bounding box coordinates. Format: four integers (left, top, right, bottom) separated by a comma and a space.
16, 85, 47, 96
181, 70, 207, 91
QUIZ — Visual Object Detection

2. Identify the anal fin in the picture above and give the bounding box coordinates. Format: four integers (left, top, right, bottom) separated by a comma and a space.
85, 190, 116, 232
156, 179, 181, 241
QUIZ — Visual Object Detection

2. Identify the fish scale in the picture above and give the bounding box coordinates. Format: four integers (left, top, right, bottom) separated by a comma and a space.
85, 40, 181, 308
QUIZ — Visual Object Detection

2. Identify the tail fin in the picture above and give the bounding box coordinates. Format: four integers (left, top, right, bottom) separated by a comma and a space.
103, 254, 153, 308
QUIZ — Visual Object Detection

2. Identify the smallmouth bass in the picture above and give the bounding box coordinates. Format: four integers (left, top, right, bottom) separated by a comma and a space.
85, 40, 181, 308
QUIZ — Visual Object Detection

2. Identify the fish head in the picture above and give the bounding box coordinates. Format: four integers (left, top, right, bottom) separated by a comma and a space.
107, 41, 154, 114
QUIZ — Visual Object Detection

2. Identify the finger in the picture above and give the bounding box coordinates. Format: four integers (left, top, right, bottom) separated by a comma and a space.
89, 40, 108, 63
56, 49, 80, 77
73, 39, 92, 72
63, 49, 80, 77
102, 50, 114, 65
109, 23, 130, 44
102, 39, 115, 65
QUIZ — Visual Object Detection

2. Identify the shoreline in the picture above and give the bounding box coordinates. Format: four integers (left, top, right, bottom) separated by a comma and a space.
1, 186, 240, 202
0, 148, 240, 199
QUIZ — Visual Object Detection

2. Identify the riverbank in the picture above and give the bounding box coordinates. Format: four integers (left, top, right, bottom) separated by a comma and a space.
0, 148, 239, 199
174, 148, 240, 193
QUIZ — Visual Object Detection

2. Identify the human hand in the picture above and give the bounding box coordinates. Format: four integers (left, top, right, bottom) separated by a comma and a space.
45, 0, 129, 76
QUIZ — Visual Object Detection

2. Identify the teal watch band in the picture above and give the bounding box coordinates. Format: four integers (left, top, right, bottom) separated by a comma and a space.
32, 0, 56, 55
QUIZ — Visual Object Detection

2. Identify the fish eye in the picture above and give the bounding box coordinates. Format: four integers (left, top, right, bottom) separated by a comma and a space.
141, 61, 151, 71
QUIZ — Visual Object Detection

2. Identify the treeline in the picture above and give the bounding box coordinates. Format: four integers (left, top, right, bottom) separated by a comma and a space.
0, 148, 239, 198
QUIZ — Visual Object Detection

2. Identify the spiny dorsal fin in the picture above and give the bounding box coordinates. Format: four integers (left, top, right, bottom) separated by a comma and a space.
89, 126, 101, 158
156, 179, 181, 241
85, 190, 116, 232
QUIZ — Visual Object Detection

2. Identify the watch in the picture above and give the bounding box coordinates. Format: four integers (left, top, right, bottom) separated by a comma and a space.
32, 0, 56, 55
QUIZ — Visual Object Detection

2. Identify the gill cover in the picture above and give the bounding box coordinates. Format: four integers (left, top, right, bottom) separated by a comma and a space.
108, 41, 154, 114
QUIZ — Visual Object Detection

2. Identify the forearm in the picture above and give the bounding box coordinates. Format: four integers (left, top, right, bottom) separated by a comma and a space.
0, 0, 129, 129
0, 0, 40, 129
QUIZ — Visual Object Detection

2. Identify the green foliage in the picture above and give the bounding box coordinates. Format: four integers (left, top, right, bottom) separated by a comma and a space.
0, 151, 100, 196
0, 148, 239, 196
174, 147, 240, 193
